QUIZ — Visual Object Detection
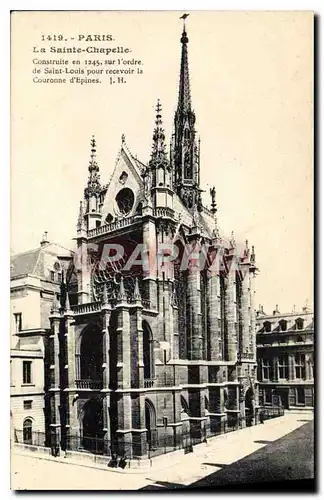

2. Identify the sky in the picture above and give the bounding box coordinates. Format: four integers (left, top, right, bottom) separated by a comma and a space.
11, 10, 313, 314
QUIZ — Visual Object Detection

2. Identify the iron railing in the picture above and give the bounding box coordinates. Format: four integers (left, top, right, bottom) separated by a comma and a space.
13, 407, 284, 463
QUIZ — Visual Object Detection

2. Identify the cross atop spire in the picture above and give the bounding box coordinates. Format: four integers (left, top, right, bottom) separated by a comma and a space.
210, 186, 217, 214
89, 135, 99, 173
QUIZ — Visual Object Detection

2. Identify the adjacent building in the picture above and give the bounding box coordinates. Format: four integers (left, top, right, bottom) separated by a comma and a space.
47, 22, 261, 459
256, 305, 314, 410
10, 234, 74, 444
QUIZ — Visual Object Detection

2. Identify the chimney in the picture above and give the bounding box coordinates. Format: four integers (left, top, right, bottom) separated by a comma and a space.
40, 231, 49, 247
273, 304, 280, 316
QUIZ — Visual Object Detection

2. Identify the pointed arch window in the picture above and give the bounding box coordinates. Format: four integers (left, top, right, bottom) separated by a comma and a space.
143, 321, 154, 380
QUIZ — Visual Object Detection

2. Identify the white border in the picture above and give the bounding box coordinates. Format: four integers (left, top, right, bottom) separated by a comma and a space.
3, 1, 321, 498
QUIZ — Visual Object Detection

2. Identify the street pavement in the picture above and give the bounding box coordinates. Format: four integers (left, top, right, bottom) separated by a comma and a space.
11, 410, 314, 491
186, 420, 314, 491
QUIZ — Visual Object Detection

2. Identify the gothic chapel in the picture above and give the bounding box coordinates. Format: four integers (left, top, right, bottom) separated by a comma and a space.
47, 22, 259, 458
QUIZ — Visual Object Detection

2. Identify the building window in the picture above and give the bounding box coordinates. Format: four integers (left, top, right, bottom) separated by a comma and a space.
296, 318, 304, 330
50, 271, 55, 281
264, 321, 271, 333
295, 353, 306, 379
23, 418, 33, 444
279, 319, 287, 332
264, 388, 272, 404
14, 313, 22, 333
57, 273, 62, 283
262, 359, 272, 380
23, 400, 32, 410
23, 361, 32, 384
278, 355, 288, 379
296, 387, 305, 405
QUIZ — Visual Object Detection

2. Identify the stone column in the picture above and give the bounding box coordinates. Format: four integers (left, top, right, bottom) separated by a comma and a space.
249, 271, 257, 359
101, 301, 111, 389
132, 393, 147, 457
225, 263, 237, 362
207, 269, 221, 360
75, 235, 91, 305
49, 310, 62, 453
187, 246, 203, 360
133, 295, 144, 388
64, 307, 78, 446
241, 270, 250, 358
101, 301, 112, 452
115, 290, 132, 455
172, 302, 180, 359
142, 215, 158, 310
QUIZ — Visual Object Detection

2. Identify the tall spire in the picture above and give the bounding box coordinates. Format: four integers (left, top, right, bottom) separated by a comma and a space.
177, 24, 191, 115
172, 17, 201, 211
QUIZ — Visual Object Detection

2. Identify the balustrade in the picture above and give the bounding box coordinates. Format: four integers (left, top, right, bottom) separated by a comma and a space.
75, 379, 103, 390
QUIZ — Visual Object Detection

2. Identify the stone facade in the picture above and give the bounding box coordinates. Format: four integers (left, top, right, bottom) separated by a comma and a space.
10, 237, 75, 443
47, 24, 260, 458
256, 305, 314, 410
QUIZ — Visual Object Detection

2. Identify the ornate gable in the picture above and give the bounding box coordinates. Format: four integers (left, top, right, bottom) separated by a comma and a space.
101, 139, 145, 224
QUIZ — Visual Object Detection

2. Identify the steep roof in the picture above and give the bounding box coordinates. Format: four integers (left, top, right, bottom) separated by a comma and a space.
10, 242, 74, 280
10, 248, 41, 279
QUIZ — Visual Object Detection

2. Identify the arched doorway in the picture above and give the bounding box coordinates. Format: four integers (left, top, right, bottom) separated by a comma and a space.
145, 399, 157, 450
80, 324, 103, 384
245, 388, 254, 427
23, 418, 33, 444
143, 321, 154, 381
81, 399, 103, 453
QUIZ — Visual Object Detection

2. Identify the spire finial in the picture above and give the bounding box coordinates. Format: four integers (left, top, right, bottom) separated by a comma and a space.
51, 293, 59, 314
210, 186, 217, 215
180, 13, 190, 32
117, 275, 127, 303
77, 200, 86, 231
121, 133, 125, 144
230, 230, 236, 248
150, 99, 168, 166
89, 135, 98, 173
65, 291, 71, 312
251, 245, 256, 263
133, 277, 141, 303
177, 15, 191, 112
85, 135, 101, 199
